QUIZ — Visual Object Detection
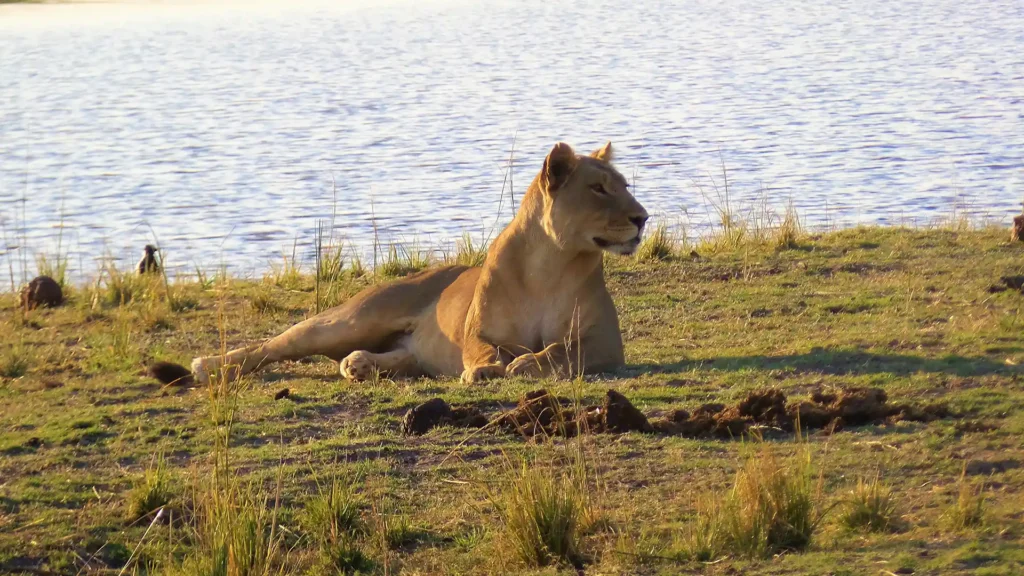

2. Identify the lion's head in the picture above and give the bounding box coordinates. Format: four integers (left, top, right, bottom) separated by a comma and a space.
535, 141, 649, 256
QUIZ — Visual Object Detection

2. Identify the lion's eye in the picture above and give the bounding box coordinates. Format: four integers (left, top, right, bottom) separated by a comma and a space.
590, 184, 608, 195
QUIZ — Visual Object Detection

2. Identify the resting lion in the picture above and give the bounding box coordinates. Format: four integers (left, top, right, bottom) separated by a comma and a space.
190, 141, 648, 385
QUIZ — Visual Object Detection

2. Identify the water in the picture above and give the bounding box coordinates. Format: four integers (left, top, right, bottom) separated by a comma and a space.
2, 0, 1023, 282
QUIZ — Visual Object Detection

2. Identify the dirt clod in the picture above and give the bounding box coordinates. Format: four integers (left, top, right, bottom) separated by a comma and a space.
499, 389, 572, 436
668, 408, 691, 422
737, 389, 788, 427
403, 398, 452, 435
450, 406, 488, 429
603, 390, 653, 433
787, 400, 836, 430
148, 362, 194, 387
20, 276, 63, 310
407, 387, 953, 440
693, 403, 726, 418
831, 387, 889, 425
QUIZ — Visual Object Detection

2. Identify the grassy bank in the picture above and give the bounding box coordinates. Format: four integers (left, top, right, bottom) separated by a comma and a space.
1, 225, 1023, 575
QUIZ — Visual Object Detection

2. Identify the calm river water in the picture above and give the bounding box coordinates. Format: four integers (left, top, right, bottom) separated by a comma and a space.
2, 0, 1022, 281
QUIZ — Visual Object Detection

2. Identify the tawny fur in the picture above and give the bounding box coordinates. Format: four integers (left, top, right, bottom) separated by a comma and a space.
189, 141, 648, 384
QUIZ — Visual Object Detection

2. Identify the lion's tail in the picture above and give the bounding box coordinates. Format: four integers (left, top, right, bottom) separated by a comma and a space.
148, 361, 194, 386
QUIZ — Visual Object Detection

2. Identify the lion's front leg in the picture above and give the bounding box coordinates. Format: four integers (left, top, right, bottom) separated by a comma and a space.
460, 330, 506, 384
505, 342, 571, 379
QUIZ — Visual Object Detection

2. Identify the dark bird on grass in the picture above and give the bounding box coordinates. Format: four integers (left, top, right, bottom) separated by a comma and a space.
20, 275, 63, 310
137, 244, 160, 275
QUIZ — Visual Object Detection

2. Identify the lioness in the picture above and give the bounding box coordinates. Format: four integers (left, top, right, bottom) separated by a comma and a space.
191, 141, 648, 385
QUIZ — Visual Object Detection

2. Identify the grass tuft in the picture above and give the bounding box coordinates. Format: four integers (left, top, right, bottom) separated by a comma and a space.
491, 461, 587, 569
774, 203, 803, 250
449, 233, 489, 267
1, 340, 30, 379
840, 474, 900, 533
270, 241, 303, 290
376, 243, 432, 278
943, 466, 986, 530
304, 475, 372, 574
35, 253, 69, 288
689, 445, 823, 559
635, 224, 677, 262
126, 455, 175, 522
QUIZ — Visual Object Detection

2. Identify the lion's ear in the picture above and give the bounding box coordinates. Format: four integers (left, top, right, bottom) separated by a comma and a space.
541, 142, 577, 194
590, 141, 614, 162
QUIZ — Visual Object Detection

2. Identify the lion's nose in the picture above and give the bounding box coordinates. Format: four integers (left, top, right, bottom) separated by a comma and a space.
629, 215, 649, 231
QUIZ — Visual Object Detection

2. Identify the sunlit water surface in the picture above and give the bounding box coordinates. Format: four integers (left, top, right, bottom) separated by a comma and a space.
2, 0, 1022, 281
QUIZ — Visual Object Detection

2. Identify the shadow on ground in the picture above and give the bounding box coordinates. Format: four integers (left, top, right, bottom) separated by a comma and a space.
626, 347, 1020, 378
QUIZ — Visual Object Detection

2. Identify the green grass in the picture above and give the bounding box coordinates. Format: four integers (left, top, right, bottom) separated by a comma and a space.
1, 225, 1023, 574
125, 455, 175, 522
0, 340, 30, 379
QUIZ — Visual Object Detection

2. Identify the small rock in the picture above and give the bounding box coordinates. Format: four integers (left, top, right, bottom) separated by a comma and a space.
20, 275, 63, 310
603, 390, 653, 433
402, 398, 452, 435
274, 388, 290, 400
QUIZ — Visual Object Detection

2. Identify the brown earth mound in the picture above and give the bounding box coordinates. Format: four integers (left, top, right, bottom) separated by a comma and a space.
402, 386, 955, 439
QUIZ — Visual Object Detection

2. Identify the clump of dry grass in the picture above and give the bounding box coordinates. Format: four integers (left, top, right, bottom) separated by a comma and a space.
687, 445, 823, 559
840, 474, 900, 533
635, 224, 677, 262
269, 241, 303, 290
943, 465, 986, 530
250, 283, 280, 315
488, 437, 599, 570
492, 461, 587, 569
774, 203, 803, 250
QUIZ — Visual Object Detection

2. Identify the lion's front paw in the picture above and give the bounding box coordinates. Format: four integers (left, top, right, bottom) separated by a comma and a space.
340, 351, 376, 382
191, 357, 212, 386
460, 363, 505, 384
505, 354, 544, 378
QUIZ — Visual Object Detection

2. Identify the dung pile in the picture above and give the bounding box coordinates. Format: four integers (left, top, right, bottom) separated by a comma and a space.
401, 386, 952, 438
402, 398, 488, 435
